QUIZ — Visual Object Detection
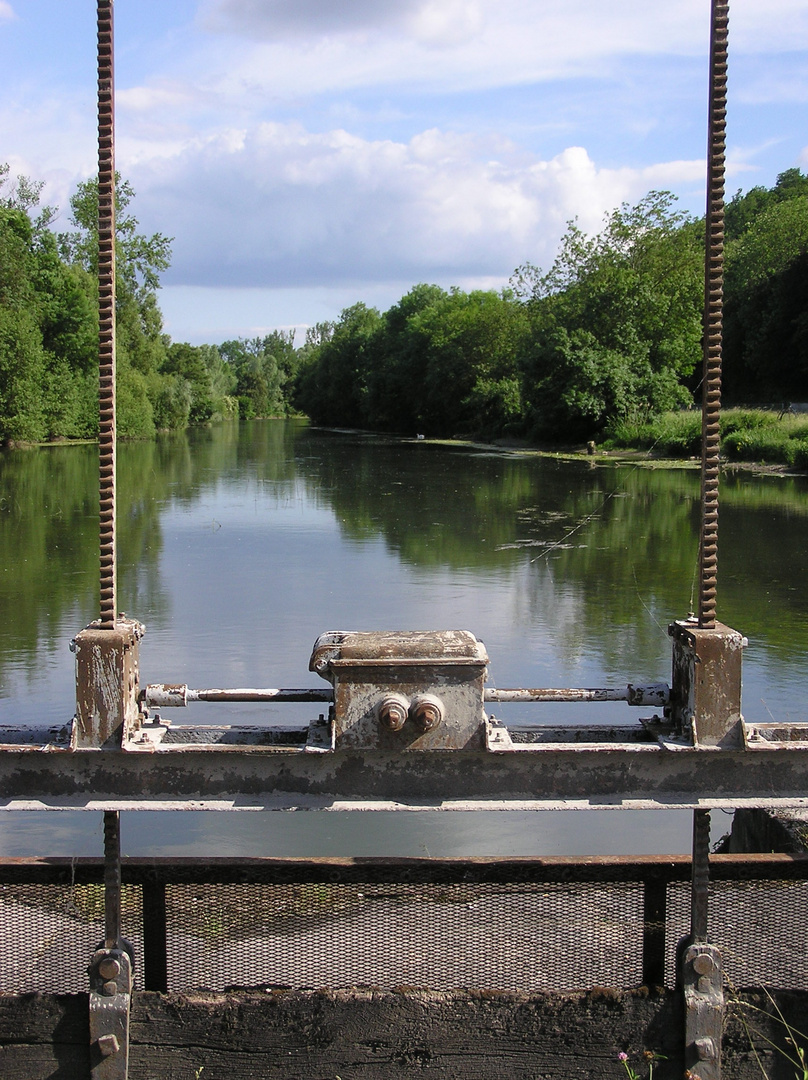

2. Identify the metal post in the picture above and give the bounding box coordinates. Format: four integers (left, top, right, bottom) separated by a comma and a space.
683, 810, 724, 1080
89, 811, 132, 1078
683, 1, 731, 1068
690, 809, 711, 946
142, 879, 169, 993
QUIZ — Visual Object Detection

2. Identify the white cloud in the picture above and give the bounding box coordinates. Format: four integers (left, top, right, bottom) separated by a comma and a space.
125, 120, 703, 297
0, 2, 15, 23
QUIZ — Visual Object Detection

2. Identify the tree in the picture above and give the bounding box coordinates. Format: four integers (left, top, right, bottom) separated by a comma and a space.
724, 195, 808, 400
220, 331, 297, 419
514, 192, 702, 439
725, 168, 808, 241
294, 304, 382, 427
57, 175, 174, 436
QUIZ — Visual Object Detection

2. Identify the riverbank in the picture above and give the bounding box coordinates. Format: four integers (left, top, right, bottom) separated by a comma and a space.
601, 408, 808, 471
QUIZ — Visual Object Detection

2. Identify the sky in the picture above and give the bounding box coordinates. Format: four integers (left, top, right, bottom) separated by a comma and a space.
1, 0, 807, 346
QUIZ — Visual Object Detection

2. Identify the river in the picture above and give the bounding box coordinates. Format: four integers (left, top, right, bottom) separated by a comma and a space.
2, 418, 807, 857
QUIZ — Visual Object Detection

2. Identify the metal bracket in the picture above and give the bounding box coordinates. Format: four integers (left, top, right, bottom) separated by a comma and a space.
683, 942, 724, 1080
89, 947, 132, 1079
73, 618, 145, 749
669, 619, 745, 747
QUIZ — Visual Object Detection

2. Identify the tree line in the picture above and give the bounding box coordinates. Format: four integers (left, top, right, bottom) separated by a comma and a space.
0, 164, 301, 443
1, 162, 806, 445
295, 169, 808, 441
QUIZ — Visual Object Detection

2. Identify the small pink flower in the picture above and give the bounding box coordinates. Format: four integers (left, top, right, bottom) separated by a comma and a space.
618, 1052, 629, 1062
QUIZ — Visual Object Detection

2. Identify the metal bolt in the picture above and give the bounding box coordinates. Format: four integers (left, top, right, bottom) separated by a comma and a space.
102, 980, 118, 996
378, 695, 408, 732
97, 1033, 120, 1057
411, 695, 443, 732
698, 976, 713, 995
98, 957, 121, 980
695, 1036, 717, 1060
692, 953, 716, 976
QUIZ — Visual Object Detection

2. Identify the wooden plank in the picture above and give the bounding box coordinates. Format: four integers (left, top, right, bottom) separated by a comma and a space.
0, 988, 804, 1079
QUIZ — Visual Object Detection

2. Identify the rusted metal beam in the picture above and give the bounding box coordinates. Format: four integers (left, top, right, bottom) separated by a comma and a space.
2, 742, 808, 810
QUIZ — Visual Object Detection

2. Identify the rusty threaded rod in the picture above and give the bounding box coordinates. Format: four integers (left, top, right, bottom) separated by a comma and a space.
698, 0, 729, 629
97, 0, 117, 629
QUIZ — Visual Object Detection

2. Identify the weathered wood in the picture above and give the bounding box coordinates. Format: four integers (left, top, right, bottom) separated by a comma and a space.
0, 988, 804, 1079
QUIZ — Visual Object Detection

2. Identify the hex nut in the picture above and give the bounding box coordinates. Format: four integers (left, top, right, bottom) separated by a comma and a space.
411, 694, 444, 732
102, 980, 118, 996
378, 695, 409, 732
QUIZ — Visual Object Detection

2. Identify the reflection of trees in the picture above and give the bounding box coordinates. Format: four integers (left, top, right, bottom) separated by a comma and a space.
0, 420, 311, 680
298, 436, 808, 672
294, 435, 570, 568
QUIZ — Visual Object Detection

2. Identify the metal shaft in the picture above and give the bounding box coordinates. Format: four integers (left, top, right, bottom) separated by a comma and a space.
97, 0, 117, 630
103, 810, 122, 949
690, 808, 711, 943
698, 0, 729, 629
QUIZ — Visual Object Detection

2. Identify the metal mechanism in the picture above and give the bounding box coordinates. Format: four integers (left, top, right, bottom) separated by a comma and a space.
683, 941, 724, 1080
88, 812, 132, 1079
683, 6, 731, 1070
682, 810, 723, 1080
669, 619, 744, 748
698, 0, 729, 632
309, 630, 488, 750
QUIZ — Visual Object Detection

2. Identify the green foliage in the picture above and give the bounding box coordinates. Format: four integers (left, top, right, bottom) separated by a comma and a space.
515, 193, 702, 440
723, 188, 808, 401
0, 164, 253, 441
294, 286, 528, 438
606, 407, 808, 470
605, 409, 702, 457
295, 173, 808, 446
725, 167, 808, 241
220, 331, 298, 420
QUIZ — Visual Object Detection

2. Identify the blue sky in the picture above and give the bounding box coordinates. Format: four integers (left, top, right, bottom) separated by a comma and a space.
1, 0, 807, 344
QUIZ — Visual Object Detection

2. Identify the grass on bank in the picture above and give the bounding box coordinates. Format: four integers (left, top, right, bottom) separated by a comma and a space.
604, 409, 808, 469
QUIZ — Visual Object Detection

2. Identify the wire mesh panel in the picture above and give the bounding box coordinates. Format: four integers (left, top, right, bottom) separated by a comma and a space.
665, 880, 808, 989
163, 880, 645, 992
1, 859, 807, 995
0, 883, 144, 993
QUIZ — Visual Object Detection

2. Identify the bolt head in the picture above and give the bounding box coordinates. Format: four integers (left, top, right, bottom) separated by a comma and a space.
102, 980, 118, 996
692, 953, 716, 976
412, 697, 443, 732
98, 957, 121, 980
97, 1033, 120, 1057
695, 1036, 716, 1060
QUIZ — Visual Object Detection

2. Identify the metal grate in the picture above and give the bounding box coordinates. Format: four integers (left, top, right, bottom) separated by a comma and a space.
665, 879, 808, 990
1, 857, 806, 995
164, 880, 644, 992
0, 883, 144, 993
